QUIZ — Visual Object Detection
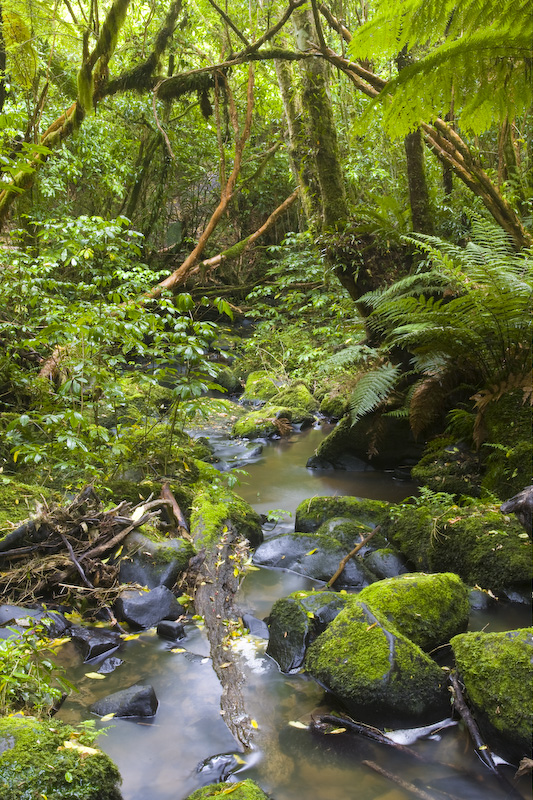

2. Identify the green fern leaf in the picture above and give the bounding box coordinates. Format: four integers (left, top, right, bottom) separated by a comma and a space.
349, 363, 402, 424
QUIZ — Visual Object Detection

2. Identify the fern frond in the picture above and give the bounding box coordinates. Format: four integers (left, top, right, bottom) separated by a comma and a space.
349, 363, 402, 424
318, 344, 379, 374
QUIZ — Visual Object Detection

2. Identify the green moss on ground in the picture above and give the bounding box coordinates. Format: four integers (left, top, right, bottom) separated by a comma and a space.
232, 406, 294, 439
358, 572, 469, 652
383, 502, 532, 591
185, 779, 269, 800
295, 496, 389, 533
451, 628, 533, 762
411, 441, 482, 498
191, 484, 263, 548
0, 478, 57, 535
243, 370, 281, 401
0, 716, 122, 799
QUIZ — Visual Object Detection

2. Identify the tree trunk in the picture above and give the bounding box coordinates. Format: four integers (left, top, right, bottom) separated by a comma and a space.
404, 128, 434, 234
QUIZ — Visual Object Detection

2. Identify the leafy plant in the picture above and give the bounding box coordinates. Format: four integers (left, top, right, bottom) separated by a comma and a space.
348, 218, 532, 444
0, 622, 74, 715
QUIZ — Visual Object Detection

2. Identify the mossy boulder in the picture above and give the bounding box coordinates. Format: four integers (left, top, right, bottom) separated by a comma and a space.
314, 516, 386, 549
383, 503, 532, 592
310, 414, 423, 469
215, 366, 243, 395
451, 628, 533, 763
266, 589, 349, 673
191, 485, 263, 548
253, 532, 377, 588
242, 370, 280, 401
232, 406, 294, 439
270, 382, 318, 415
481, 390, 533, 500
305, 599, 450, 725
358, 572, 470, 652
295, 496, 389, 534
185, 780, 270, 800
0, 716, 122, 799
483, 440, 533, 501
319, 391, 348, 420
411, 441, 482, 498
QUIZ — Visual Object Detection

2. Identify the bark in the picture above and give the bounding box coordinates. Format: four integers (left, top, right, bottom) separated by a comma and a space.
404, 128, 434, 234
294, 6, 348, 230
0, 4, 6, 113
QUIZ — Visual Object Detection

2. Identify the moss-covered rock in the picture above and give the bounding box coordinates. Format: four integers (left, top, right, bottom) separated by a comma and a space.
295, 496, 389, 533
232, 406, 294, 439
314, 516, 385, 549
266, 589, 349, 672
0, 716, 122, 799
358, 572, 470, 652
483, 441, 533, 501
270, 382, 318, 415
215, 366, 243, 395
305, 599, 449, 725
185, 779, 270, 800
481, 390, 532, 501
311, 414, 423, 469
191, 484, 263, 548
383, 502, 532, 592
319, 391, 348, 420
411, 441, 482, 498
118, 528, 194, 589
242, 370, 281, 401
451, 628, 533, 763
0, 478, 57, 537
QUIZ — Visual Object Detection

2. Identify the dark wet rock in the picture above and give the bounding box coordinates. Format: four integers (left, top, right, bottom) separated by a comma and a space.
253, 532, 377, 589
0, 604, 69, 637
157, 619, 186, 640
500, 485, 533, 535
310, 414, 423, 470
266, 590, 348, 673
451, 628, 533, 764
363, 548, 409, 579
468, 588, 497, 611
242, 614, 269, 639
305, 599, 450, 726
115, 586, 184, 630
306, 455, 335, 470
358, 572, 470, 652
382, 502, 532, 593
117, 530, 194, 590
294, 495, 389, 534
196, 753, 240, 785
70, 626, 122, 662
97, 656, 124, 674
314, 517, 380, 550
90, 684, 158, 718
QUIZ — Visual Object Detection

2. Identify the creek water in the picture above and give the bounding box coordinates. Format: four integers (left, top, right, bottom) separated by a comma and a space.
57, 422, 532, 800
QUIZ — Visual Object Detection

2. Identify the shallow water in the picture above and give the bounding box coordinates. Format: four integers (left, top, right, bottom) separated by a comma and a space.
57, 423, 532, 800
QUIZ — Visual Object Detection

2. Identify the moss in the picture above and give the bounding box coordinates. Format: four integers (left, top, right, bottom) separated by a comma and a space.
191, 484, 263, 548
295, 496, 389, 533
315, 517, 380, 548
412, 442, 482, 498
451, 628, 533, 762
242, 370, 280, 401
0, 478, 57, 535
319, 392, 348, 419
483, 441, 532, 501
270, 382, 318, 414
384, 502, 532, 591
0, 716, 122, 799
480, 390, 533, 500
215, 367, 243, 395
185, 779, 269, 800
232, 406, 294, 439
358, 572, 469, 651
305, 598, 448, 723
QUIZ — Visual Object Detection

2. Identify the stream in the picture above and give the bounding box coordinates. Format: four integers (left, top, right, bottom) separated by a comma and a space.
57, 422, 532, 800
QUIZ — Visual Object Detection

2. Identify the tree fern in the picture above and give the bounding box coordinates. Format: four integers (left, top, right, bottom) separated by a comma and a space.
349, 363, 403, 424
318, 344, 379, 374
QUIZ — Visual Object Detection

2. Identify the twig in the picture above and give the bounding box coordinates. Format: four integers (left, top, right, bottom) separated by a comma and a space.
362, 760, 442, 800
312, 714, 424, 760
160, 482, 191, 539
327, 525, 381, 586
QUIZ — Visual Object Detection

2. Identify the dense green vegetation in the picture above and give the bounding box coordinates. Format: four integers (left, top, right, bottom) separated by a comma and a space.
0, 1, 530, 792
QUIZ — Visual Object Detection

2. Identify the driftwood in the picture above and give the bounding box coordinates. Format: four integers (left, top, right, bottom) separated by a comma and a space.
0, 486, 169, 619
326, 525, 381, 587
362, 760, 444, 800
450, 672, 524, 800
189, 521, 256, 751
311, 713, 424, 760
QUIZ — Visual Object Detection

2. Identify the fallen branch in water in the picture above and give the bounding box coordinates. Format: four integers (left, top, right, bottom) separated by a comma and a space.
326, 525, 381, 587
311, 713, 424, 760
362, 760, 443, 800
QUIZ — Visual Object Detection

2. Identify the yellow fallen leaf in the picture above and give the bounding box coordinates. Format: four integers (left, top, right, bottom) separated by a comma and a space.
100, 713, 115, 722
121, 633, 141, 641
288, 720, 308, 729
306, 548, 318, 555
326, 727, 347, 734
85, 672, 106, 680
171, 647, 186, 653
220, 662, 232, 668
63, 740, 99, 756
250, 719, 258, 729
131, 506, 145, 522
